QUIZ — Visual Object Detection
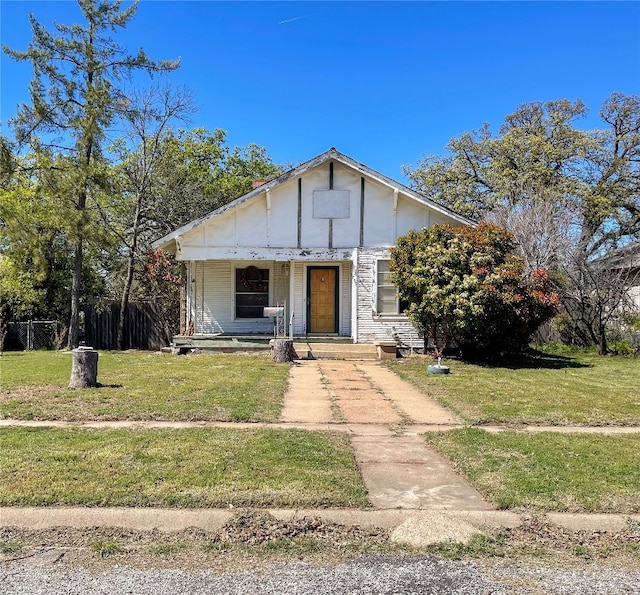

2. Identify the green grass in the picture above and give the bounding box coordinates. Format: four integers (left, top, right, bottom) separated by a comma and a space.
0, 427, 369, 508
389, 350, 640, 426
0, 351, 290, 422
426, 428, 640, 513
0, 539, 23, 554
91, 539, 124, 558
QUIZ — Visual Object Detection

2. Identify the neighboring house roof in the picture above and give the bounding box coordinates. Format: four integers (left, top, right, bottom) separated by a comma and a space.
152, 147, 475, 251
598, 240, 640, 271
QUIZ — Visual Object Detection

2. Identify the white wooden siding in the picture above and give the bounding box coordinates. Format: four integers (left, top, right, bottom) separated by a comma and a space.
193, 260, 290, 335
272, 262, 289, 309
355, 250, 422, 347
190, 253, 421, 342
197, 261, 228, 334
628, 273, 640, 309
292, 262, 305, 335
340, 260, 352, 336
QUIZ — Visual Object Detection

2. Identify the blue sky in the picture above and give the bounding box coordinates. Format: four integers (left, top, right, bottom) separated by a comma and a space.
1, 1, 639, 182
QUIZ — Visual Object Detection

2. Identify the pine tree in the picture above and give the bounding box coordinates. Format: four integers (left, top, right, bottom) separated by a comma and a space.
3, 0, 179, 348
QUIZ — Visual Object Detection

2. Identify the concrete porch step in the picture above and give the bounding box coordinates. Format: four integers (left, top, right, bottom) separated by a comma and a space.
294, 342, 380, 361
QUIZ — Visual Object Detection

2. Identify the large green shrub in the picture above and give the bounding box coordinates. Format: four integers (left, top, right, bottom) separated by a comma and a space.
390, 223, 559, 360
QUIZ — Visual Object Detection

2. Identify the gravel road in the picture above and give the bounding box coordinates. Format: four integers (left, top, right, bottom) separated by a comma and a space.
2, 555, 639, 595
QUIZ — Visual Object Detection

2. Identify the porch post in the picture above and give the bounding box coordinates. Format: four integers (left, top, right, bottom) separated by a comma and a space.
351, 248, 359, 343
288, 260, 296, 338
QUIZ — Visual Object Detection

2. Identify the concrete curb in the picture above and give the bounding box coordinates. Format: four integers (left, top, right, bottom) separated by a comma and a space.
2, 507, 638, 547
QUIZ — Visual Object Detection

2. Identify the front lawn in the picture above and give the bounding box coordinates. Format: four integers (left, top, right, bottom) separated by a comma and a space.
0, 351, 289, 422
426, 428, 640, 513
389, 351, 640, 426
0, 427, 369, 508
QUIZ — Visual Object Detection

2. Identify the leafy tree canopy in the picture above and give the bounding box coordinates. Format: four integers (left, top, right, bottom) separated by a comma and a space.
404, 94, 640, 258
0, 151, 107, 324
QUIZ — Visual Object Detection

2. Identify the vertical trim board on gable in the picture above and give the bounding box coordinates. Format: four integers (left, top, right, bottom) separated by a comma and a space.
297, 178, 302, 248
360, 177, 365, 248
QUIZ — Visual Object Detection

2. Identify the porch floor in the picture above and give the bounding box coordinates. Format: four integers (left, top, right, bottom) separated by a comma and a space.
169, 335, 389, 360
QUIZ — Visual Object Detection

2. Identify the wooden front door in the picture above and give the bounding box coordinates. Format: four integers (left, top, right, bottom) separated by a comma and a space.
308, 268, 338, 334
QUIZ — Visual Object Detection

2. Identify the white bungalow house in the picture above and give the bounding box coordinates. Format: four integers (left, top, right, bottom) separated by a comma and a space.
152, 148, 473, 349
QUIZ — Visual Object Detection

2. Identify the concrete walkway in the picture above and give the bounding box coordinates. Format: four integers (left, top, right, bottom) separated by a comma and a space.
280, 360, 488, 510
280, 360, 459, 425
2, 359, 639, 545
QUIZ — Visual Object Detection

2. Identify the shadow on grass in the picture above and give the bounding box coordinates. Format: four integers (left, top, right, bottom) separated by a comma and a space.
464, 349, 592, 371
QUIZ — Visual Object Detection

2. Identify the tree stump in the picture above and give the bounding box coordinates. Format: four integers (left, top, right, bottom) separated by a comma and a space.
69, 347, 99, 388
272, 339, 295, 363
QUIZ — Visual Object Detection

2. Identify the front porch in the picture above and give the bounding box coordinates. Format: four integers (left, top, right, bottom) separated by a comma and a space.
168, 334, 396, 360
184, 257, 354, 340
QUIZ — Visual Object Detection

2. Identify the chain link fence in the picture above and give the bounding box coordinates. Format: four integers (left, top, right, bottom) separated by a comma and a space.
6, 320, 60, 350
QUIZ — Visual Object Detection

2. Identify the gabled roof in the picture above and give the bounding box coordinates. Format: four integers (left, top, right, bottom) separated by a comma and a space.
152, 147, 475, 250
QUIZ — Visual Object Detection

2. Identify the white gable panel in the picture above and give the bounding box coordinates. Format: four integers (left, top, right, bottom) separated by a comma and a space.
431, 211, 459, 226
236, 199, 268, 246
362, 178, 394, 248
203, 210, 236, 246
300, 167, 330, 247
269, 179, 299, 247
181, 226, 205, 247
152, 148, 474, 254
332, 165, 362, 249
396, 194, 429, 237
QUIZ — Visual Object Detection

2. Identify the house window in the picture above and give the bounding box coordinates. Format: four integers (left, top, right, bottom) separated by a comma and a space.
376, 260, 407, 316
235, 266, 269, 318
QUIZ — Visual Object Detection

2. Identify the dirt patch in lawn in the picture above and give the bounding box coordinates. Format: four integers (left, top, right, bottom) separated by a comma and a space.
1, 385, 61, 401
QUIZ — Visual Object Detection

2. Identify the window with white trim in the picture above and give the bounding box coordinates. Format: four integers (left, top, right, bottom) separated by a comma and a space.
235, 266, 269, 318
376, 260, 407, 316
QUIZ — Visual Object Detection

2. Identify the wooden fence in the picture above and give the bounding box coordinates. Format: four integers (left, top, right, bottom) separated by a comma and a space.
84, 301, 169, 351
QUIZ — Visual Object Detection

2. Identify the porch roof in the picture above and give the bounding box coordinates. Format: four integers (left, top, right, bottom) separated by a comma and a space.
175, 246, 355, 262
